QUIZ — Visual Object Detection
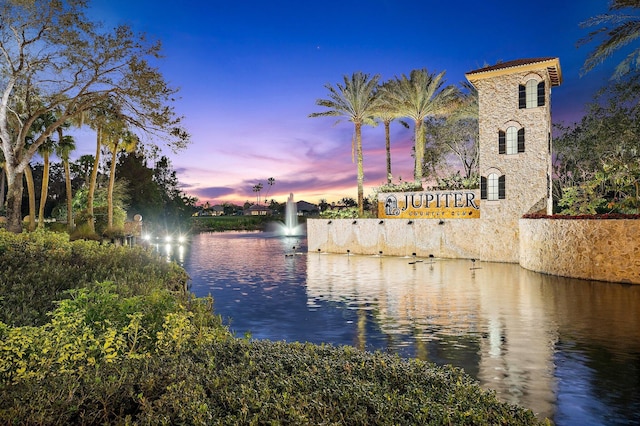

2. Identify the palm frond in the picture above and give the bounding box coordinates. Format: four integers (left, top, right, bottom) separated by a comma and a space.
580, 3, 640, 76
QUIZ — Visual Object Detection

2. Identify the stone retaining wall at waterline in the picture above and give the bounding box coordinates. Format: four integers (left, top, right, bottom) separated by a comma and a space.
307, 218, 640, 284
519, 218, 640, 284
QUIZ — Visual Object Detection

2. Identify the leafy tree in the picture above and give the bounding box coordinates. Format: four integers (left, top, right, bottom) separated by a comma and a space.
423, 115, 479, 183
341, 197, 357, 207
0, 0, 188, 233
117, 153, 196, 232
318, 198, 330, 212
580, 0, 640, 77
116, 152, 162, 220
554, 78, 640, 213
72, 155, 96, 187
380, 69, 458, 184
222, 202, 242, 215
71, 181, 128, 237
310, 72, 382, 216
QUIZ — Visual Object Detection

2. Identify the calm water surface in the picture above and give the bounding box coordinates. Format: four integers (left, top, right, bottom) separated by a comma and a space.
177, 231, 640, 425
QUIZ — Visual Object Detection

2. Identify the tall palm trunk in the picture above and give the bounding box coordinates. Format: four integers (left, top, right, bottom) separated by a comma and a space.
355, 122, 364, 216
384, 120, 392, 184
24, 165, 36, 231
37, 151, 50, 228
64, 158, 73, 231
87, 127, 101, 233
414, 120, 425, 183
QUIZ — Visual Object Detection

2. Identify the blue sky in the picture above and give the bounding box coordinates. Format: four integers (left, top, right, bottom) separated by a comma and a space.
81, 0, 618, 205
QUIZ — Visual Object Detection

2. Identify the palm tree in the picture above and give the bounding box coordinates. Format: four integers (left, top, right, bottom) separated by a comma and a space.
23, 165, 36, 231
104, 128, 138, 230
85, 100, 123, 233
375, 80, 410, 184
36, 138, 55, 228
252, 183, 263, 206
264, 177, 275, 203
580, 0, 640, 77
381, 69, 458, 184
55, 128, 76, 231
310, 72, 382, 216
25, 111, 56, 231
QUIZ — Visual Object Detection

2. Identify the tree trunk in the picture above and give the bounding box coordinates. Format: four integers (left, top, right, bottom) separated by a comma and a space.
0, 168, 5, 212
64, 159, 74, 231
107, 147, 117, 229
24, 166, 36, 231
5, 169, 24, 233
355, 122, 364, 217
414, 120, 424, 183
87, 127, 101, 234
385, 121, 392, 184
37, 152, 50, 228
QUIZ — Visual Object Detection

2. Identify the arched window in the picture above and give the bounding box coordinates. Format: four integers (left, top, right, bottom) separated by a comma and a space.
481, 173, 506, 200
488, 173, 499, 201
526, 80, 538, 108
498, 127, 525, 154
519, 79, 545, 109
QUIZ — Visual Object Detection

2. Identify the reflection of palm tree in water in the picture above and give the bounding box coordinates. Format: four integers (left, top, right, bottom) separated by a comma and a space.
415, 337, 429, 361
356, 307, 367, 351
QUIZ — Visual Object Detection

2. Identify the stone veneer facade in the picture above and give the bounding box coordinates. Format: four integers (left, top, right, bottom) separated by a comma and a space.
307, 58, 640, 284
519, 218, 640, 284
466, 58, 560, 263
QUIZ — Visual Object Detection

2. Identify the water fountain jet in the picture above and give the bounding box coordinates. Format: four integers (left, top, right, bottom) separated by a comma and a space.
268, 193, 306, 236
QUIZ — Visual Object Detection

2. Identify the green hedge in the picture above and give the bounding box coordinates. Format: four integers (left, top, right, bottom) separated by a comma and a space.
0, 229, 188, 326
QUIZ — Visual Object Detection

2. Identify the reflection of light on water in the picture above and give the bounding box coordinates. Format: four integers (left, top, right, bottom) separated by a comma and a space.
184, 232, 640, 426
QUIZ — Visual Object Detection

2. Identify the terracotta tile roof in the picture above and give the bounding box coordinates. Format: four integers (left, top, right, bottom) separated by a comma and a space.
466, 57, 562, 86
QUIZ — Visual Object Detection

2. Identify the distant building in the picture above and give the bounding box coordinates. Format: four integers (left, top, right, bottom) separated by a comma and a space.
296, 200, 319, 216
244, 205, 272, 216
211, 205, 225, 216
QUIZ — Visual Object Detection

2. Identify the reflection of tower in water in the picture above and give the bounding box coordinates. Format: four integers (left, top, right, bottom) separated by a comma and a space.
305, 254, 556, 420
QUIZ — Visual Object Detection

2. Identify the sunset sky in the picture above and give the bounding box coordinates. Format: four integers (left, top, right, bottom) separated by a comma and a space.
78, 0, 621, 206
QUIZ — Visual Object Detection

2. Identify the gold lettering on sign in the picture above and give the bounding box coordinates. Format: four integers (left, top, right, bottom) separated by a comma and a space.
378, 191, 480, 219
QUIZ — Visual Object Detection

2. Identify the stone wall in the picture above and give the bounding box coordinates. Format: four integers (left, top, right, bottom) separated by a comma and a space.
307, 218, 640, 284
307, 218, 511, 261
519, 218, 640, 284
307, 219, 481, 259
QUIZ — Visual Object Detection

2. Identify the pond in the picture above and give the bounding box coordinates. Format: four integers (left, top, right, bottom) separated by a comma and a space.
175, 231, 640, 425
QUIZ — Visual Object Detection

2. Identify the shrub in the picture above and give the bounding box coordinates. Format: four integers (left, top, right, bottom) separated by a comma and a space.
375, 180, 424, 193
0, 229, 188, 326
0, 230, 545, 425
0, 288, 544, 425
0, 284, 229, 425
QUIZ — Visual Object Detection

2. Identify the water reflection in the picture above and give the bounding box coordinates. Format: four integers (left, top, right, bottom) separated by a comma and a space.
184, 232, 640, 425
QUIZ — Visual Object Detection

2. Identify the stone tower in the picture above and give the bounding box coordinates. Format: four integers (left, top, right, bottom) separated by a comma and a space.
465, 58, 562, 262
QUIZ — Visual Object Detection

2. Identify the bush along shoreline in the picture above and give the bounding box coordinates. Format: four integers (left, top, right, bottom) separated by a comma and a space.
0, 230, 547, 424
